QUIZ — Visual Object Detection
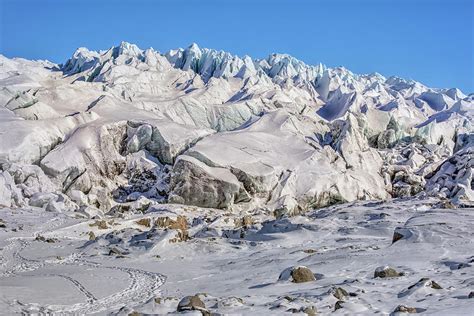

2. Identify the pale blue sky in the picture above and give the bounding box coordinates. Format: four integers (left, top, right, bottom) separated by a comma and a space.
1, 0, 472, 93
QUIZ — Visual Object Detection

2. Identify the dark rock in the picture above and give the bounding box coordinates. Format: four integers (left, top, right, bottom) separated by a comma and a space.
135, 217, 152, 227
407, 278, 442, 290
177, 295, 209, 315
374, 266, 403, 278
291, 266, 316, 283
302, 305, 317, 315
332, 287, 349, 300
430, 280, 442, 289
392, 231, 404, 243
88, 231, 96, 240
35, 235, 56, 243
394, 305, 418, 313
108, 247, 125, 256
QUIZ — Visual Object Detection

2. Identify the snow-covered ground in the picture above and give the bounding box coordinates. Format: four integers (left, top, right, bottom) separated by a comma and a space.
1, 199, 473, 315
0, 42, 473, 314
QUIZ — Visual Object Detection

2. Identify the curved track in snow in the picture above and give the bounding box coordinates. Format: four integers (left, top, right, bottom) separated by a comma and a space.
0, 223, 166, 314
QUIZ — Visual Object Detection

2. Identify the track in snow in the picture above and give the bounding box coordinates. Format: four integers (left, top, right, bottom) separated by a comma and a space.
0, 230, 166, 314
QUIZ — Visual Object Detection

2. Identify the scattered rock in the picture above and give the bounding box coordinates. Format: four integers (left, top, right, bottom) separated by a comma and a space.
88, 231, 96, 240
155, 215, 189, 242
332, 287, 349, 300
108, 247, 127, 256
177, 295, 209, 315
286, 307, 300, 313
334, 300, 344, 311
392, 231, 404, 243
89, 220, 108, 230
135, 217, 151, 227
429, 279, 442, 290
399, 278, 443, 298
35, 235, 56, 243
374, 266, 403, 278
393, 305, 418, 313
406, 278, 442, 290
468, 291, 474, 298
155, 215, 187, 231
279, 266, 316, 283
234, 215, 255, 228
218, 296, 244, 308
291, 266, 316, 283
302, 305, 317, 315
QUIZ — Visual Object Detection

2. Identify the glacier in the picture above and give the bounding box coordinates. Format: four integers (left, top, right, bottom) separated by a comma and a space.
0, 41, 473, 315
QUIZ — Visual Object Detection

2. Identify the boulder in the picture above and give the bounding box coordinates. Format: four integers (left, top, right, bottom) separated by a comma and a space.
169, 155, 249, 209
332, 287, 349, 300
399, 278, 443, 297
291, 266, 316, 283
302, 306, 317, 315
218, 296, 244, 308
177, 295, 208, 314
374, 266, 403, 278
279, 266, 316, 283
392, 181, 413, 198
154, 215, 190, 242
392, 231, 404, 243
393, 305, 418, 313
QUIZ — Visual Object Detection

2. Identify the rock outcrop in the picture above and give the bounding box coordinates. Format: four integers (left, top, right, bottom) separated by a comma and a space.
169, 155, 250, 209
